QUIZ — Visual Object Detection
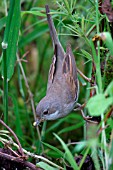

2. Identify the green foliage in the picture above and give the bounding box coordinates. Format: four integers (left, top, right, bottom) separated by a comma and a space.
2, 0, 21, 80
98, 32, 113, 55
0, 17, 6, 30
0, 0, 113, 169
54, 133, 79, 170
36, 162, 58, 170
43, 142, 64, 157
105, 81, 113, 96
86, 93, 113, 116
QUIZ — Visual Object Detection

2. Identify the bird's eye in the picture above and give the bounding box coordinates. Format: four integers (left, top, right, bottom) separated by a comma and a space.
43, 110, 48, 115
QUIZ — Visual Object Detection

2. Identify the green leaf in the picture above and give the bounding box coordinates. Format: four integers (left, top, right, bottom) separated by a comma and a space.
86, 94, 113, 116
54, 133, 79, 170
46, 119, 64, 133
9, 93, 23, 137
43, 142, 64, 157
19, 23, 48, 48
36, 162, 58, 170
81, 49, 92, 60
108, 118, 113, 129
0, 89, 3, 97
58, 122, 83, 134
21, 11, 46, 17
2, 0, 21, 80
62, 0, 70, 14
74, 141, 87, 152
0, 17, 7, 30
104, 81, 113, 97
7, 0, 21, 80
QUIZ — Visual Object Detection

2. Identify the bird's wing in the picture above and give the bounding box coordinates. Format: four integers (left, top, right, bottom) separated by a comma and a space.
62, 44, 79, 101
47, 45, 57, 88
46, 5, 65, 92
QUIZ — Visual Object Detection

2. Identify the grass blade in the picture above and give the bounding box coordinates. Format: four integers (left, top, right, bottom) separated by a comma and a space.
36, 162, 58, 170
58, 122, 83, 134
54, 133, 79, 170
2, 0, 21, 80
43, 142, 64, 157
0, 17, 7, 30
19, 23, 48, 48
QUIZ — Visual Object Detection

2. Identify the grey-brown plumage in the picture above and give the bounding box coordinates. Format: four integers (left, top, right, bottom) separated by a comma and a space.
35, 5, 79, 125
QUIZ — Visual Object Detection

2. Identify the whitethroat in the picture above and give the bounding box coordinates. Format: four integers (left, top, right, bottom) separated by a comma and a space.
34, 5, 79, 126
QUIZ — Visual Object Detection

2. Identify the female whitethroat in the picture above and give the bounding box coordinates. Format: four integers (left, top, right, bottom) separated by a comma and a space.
34, 5, 79, 126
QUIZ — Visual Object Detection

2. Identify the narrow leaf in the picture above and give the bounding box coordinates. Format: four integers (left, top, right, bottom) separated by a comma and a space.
43, 142, 64, 157
54, 133, 79, 170
0, 17, 7, 30
21, 11, 46, 17
7, 0, 21, 80
81, 49, 92, 60
2, 0, 21, 80
19, 24, 48, 48
36, 162, 58, 170
58, 122, 83, 134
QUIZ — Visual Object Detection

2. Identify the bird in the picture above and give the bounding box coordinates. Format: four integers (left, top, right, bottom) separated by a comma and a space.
34, 5, 79, 126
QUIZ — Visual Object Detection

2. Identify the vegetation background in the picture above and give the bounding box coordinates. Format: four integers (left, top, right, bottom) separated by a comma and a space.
0, 0, 113, 169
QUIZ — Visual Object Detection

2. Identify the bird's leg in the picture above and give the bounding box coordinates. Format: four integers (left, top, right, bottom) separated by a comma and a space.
77, 68, 91, 83
74, 103, 98, 124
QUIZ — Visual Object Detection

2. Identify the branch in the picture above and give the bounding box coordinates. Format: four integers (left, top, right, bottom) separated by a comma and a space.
0, 151, 40, 170
0, 137, 64, 170
0, 119, 25, 158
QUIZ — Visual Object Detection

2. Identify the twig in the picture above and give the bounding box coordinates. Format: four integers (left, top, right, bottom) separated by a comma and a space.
17, 54, 43, 151
0, 137, 64, 170
16, 51, 29, 64
0, 119, 25, 158
23, 150, 64, 170
6, 145, 21, 157
0, 151, 40, 170
77, 68, 91, 83
97, 125, 109, 136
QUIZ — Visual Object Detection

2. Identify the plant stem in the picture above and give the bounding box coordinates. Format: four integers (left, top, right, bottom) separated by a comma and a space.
3, 48, 8, 125
17, 54, 43, 153
79, 146, 90, 169
4, 0, 7, 16
2, 0, 9, 124
95, 1, 108, 169
95, 0, 102, 93
0, 137, 64, 170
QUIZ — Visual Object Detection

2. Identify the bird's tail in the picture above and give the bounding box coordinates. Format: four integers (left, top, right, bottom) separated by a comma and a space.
45, 5, 59, 46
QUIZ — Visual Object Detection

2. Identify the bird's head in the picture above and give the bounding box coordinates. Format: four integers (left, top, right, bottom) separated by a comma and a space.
34, 96, 61, 126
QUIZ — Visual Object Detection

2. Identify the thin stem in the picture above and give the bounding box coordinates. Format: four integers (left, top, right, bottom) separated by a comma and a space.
0, 119, 25, 157
95, 0, 102, 93
77, 68, 91, 82
0, 137, 64, 170
79, 147, 90, 169
2, 0, 15, 125
17, 54, 43, 153
95, 1, 108, 169
4, 0, 7, 16
38, 121, 47, 153
3, 49, 8, 125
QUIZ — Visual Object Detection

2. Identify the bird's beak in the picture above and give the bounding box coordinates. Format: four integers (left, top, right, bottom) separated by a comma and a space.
33, 119, 41, 127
